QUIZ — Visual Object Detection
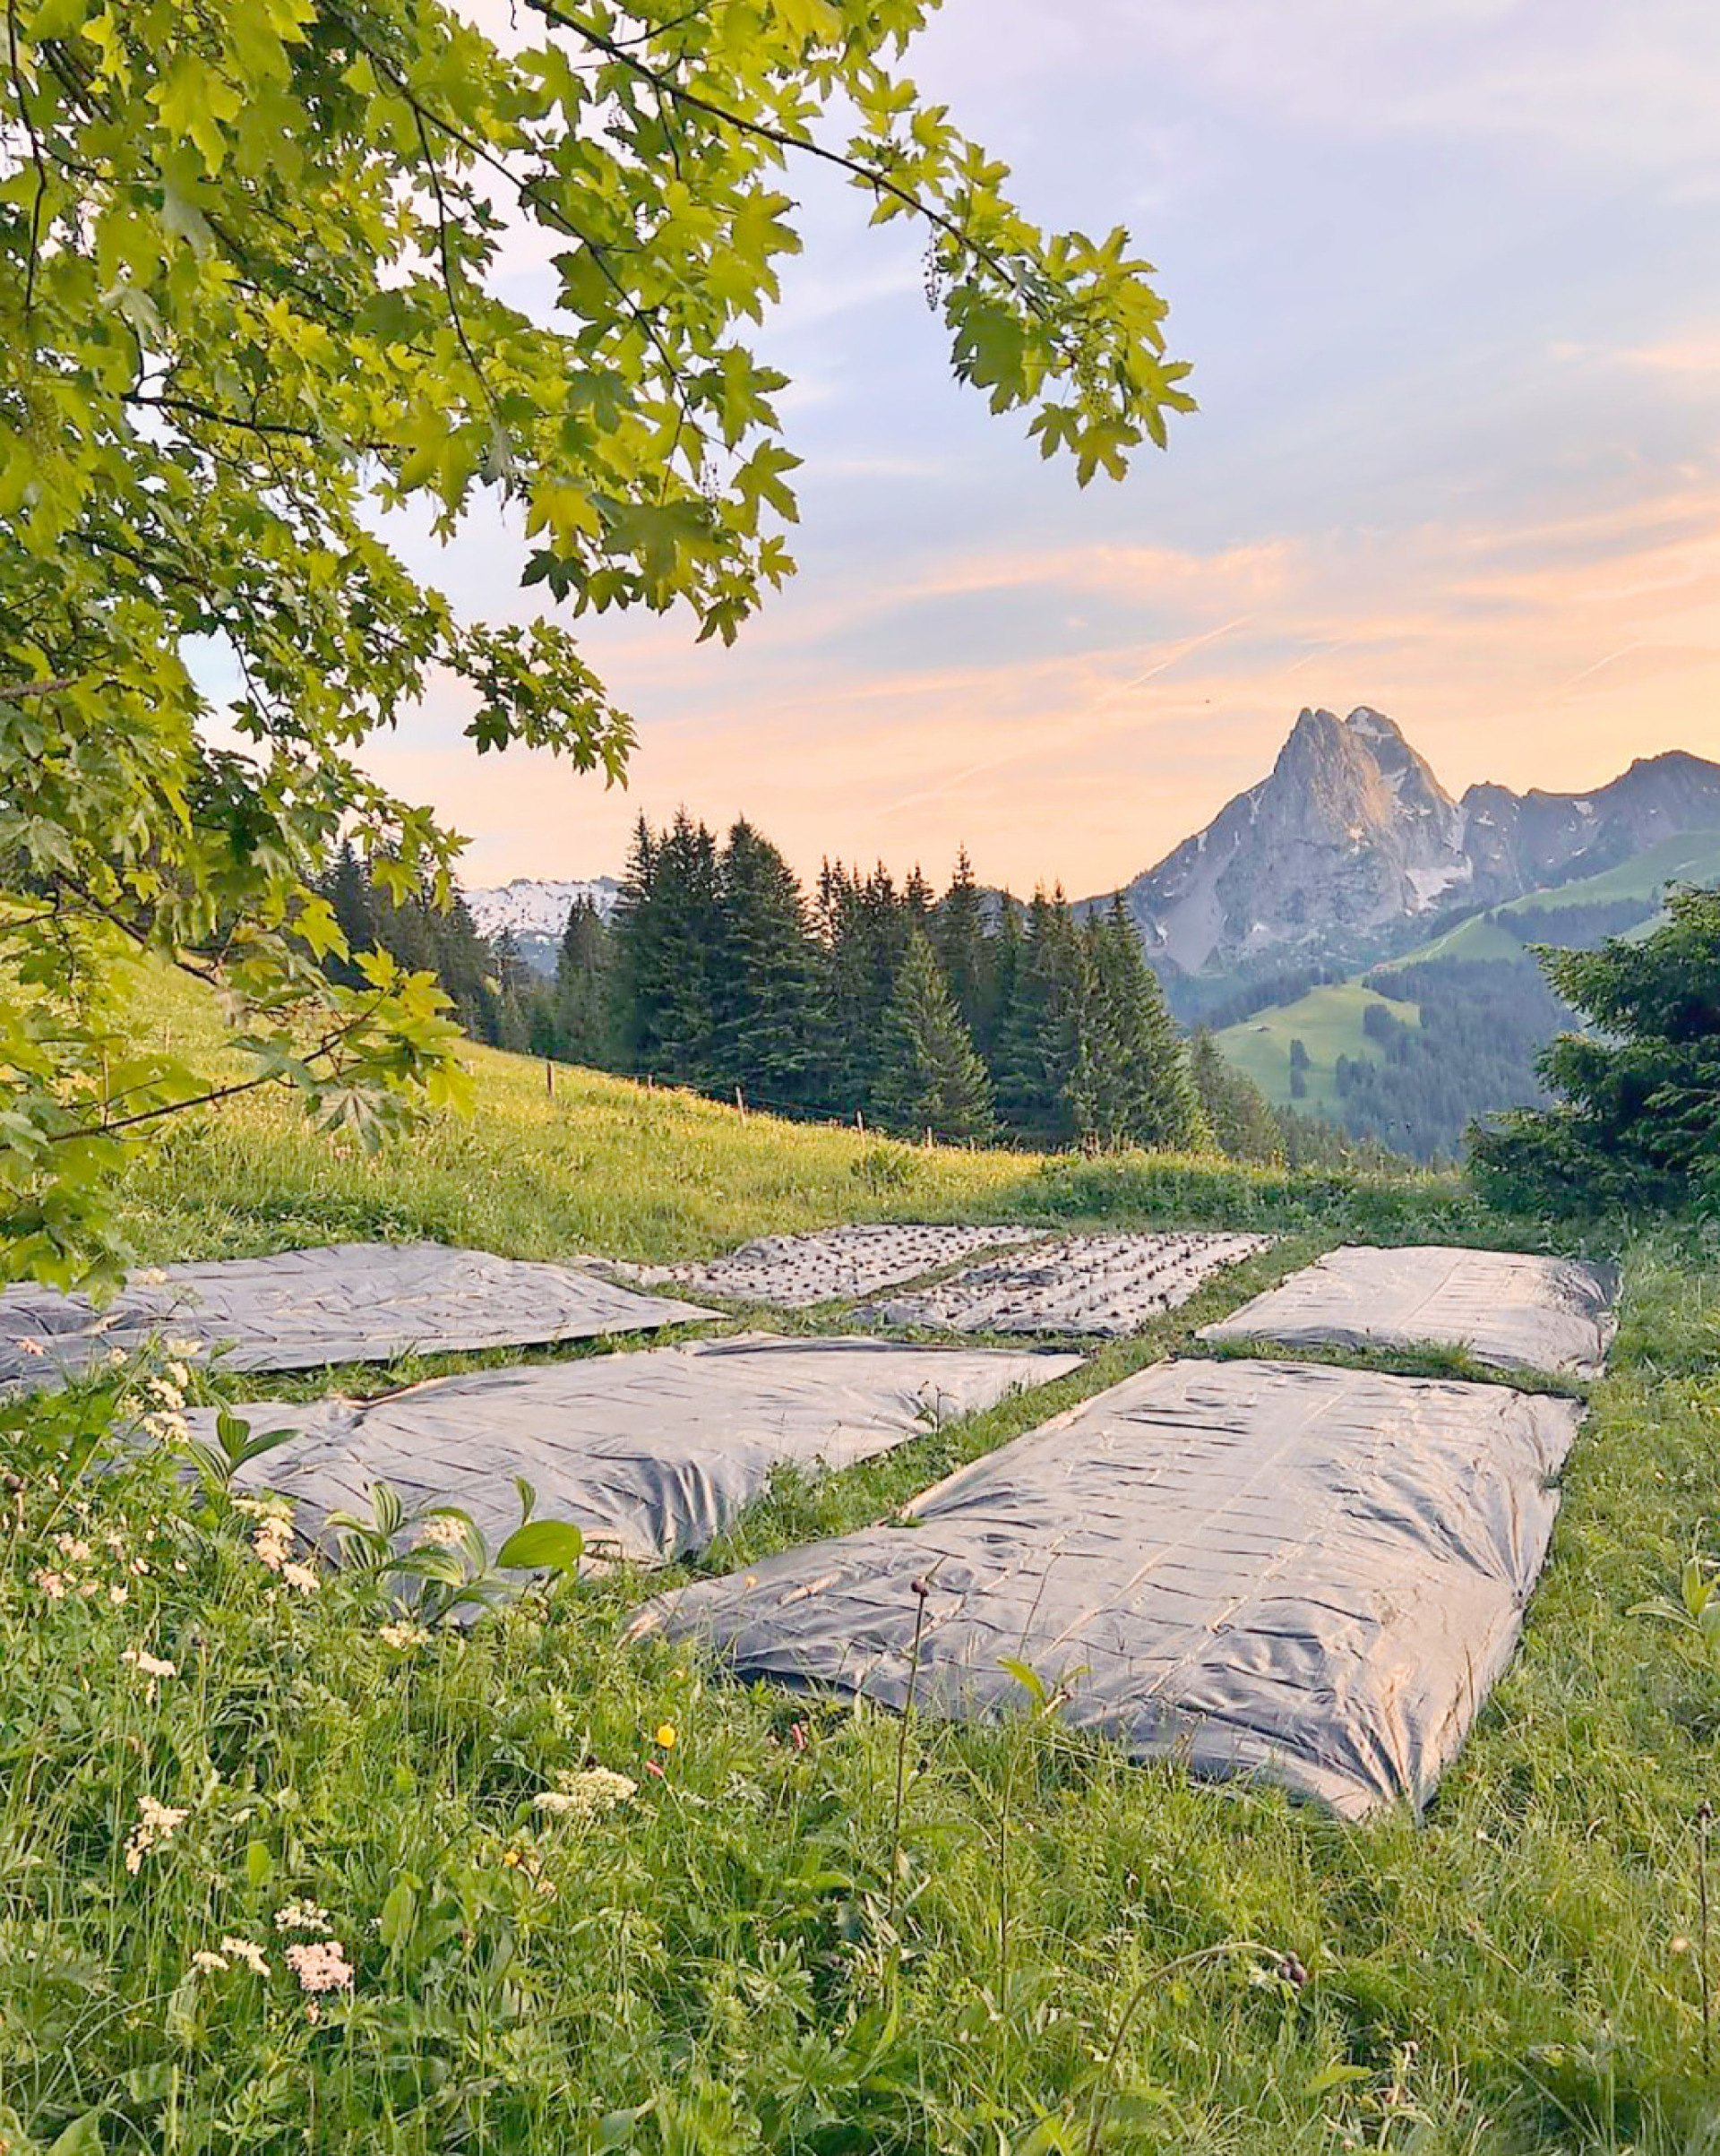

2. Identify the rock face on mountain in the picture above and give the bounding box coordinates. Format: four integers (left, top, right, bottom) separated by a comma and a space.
1105, 709, 1720, 977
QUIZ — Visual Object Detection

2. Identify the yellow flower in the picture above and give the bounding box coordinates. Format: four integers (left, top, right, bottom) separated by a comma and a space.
654, 1722, 676, 1750
502, 1847, 522, 1868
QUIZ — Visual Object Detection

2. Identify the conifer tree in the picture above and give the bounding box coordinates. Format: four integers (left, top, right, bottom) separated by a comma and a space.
877, 929, 995, 1142
980, 892, 1023, 1069
934, 848, 988, 1037
996, 889, 1084, 1143
608, 812, 720, 1085
1189, 1029, 1283, 1162
817, 861, 911, 1115
904, 864, 935, 926
489, 929, 535, 1055
713, 820, 822, 1106
553, 899, 614, 1069
1092, 894, 1210, 1150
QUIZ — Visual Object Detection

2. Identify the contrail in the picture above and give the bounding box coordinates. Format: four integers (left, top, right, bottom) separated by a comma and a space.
874, 616, 1253, 817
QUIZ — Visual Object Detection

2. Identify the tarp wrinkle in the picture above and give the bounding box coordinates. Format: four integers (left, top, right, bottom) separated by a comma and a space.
636, 1357, 1583, 1817
187, 1333, 1082, 1569
1200, 1244, 1619, 1379
0, 1241, 716, 1389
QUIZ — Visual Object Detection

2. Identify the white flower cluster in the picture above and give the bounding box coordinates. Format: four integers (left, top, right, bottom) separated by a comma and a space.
534, 1767, 638, 1823
125, 1794, 189, 1875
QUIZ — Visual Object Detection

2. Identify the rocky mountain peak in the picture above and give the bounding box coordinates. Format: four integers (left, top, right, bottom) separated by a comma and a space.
1097, 707, 1720, 979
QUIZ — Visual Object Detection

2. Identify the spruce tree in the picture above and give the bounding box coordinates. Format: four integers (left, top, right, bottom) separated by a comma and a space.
876, 928, 995, 1142
817, 861, 910, 1117
489, 929, 535, 1054
980, 891, 1023, 1069
933, 847, 988, 1037
553, 898, 614, 1068
325, 841, 374, 985
996, 889, 1084, 1144
1189, 1029, 1283, 1162
1093, 894, 1210, 1150
649, 812, 722, 1085
713, 820, 821, 1106
607, 811, 720, 1086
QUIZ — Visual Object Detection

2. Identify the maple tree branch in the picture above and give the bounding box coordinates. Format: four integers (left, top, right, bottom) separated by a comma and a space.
531, 0, 1034, 305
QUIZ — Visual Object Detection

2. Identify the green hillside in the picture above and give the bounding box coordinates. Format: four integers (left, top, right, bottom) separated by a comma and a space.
1408, 829, 1720, 966
1215, 830, 1720, 1149
1215, 981, 1422, 1115
14, 958, 1720, 2152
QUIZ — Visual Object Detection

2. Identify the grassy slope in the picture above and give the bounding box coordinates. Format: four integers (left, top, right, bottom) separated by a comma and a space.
1213, 982, 1422, 1116
1214, 828, 1720, 1105
9, 968, 1719, 2152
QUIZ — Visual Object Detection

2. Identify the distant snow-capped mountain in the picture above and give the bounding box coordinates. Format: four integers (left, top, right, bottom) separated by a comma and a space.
464, 876, 621, 948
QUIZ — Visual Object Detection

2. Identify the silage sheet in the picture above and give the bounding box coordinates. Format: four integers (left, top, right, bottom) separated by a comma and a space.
612, 1224, 1045, 1309
864, 1232, 1272, 1337
1198, 1244, 1619, 1379
637, 1357, 1583, 1817
196, 1333, 1083, 1567
0, 1242, 715, 1390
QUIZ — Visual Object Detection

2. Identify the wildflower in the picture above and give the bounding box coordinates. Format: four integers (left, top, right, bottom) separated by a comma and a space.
168, 1361, 191, 1388
274, 1899, 331, 1935
654, 1722, 676, 1750
1673, 1935, 1692, 1955
539, 1767, 637, 1824
55, 1533, 93, 1564
192, 1950, 228, 1974
129, 1555, 149, 1576
280, 1560, 319, 1595
165, 1336, 204, 1358
789, 1722, 809, 1754
221, 1936, 271, 1976
502, 1847, 523, 1868
415, 1514, 465, 1549
108, 1584, 129, 1606
125, 1795, 189, 1874
14, 1336, 45, 1358
378, 1621, 430, 1650
252, 1516, 293, 1572
146, 1377, 185, 1412
232, 1494, 291, 1520
33, 1568, 65, 1602
121, 1648, 176, 1701
285, 1939, 353, 1994
135, 1268, 168, 1285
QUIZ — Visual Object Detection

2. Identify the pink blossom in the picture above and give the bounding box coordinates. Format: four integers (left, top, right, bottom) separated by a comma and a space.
285, 1939, 354, 1994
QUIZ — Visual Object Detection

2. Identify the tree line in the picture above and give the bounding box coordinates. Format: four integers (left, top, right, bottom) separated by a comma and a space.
575, 812, 1210, 1150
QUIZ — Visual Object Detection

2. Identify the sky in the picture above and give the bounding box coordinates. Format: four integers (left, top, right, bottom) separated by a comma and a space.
366, 0, 1720, 897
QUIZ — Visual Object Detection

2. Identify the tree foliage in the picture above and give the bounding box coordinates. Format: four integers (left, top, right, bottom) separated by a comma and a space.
875, 924, 993, 1142
1469, 884, 1720, 1213
0, 0, 1193, 1285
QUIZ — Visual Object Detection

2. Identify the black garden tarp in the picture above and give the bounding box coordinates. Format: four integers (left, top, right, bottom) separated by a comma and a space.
636, 1356, 1583, 1816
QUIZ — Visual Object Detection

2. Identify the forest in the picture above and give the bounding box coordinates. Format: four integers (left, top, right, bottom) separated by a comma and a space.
313, 817, 1385, 1163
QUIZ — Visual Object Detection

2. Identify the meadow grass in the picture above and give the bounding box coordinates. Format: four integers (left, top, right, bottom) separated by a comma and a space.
4, 985, 1716, 2154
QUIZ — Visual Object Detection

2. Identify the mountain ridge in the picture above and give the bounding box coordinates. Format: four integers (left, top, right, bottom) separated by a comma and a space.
1091, 707, 1720, 979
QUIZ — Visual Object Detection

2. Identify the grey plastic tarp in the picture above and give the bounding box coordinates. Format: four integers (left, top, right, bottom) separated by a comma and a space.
636, 1356, 1583, 1816
0, 1242, 715, 1390
1199, 1244, 1619, 1379
609, 1224, 1045, 1308
194, 1333, 1084, 1567
864, 1232, 1273, 1337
